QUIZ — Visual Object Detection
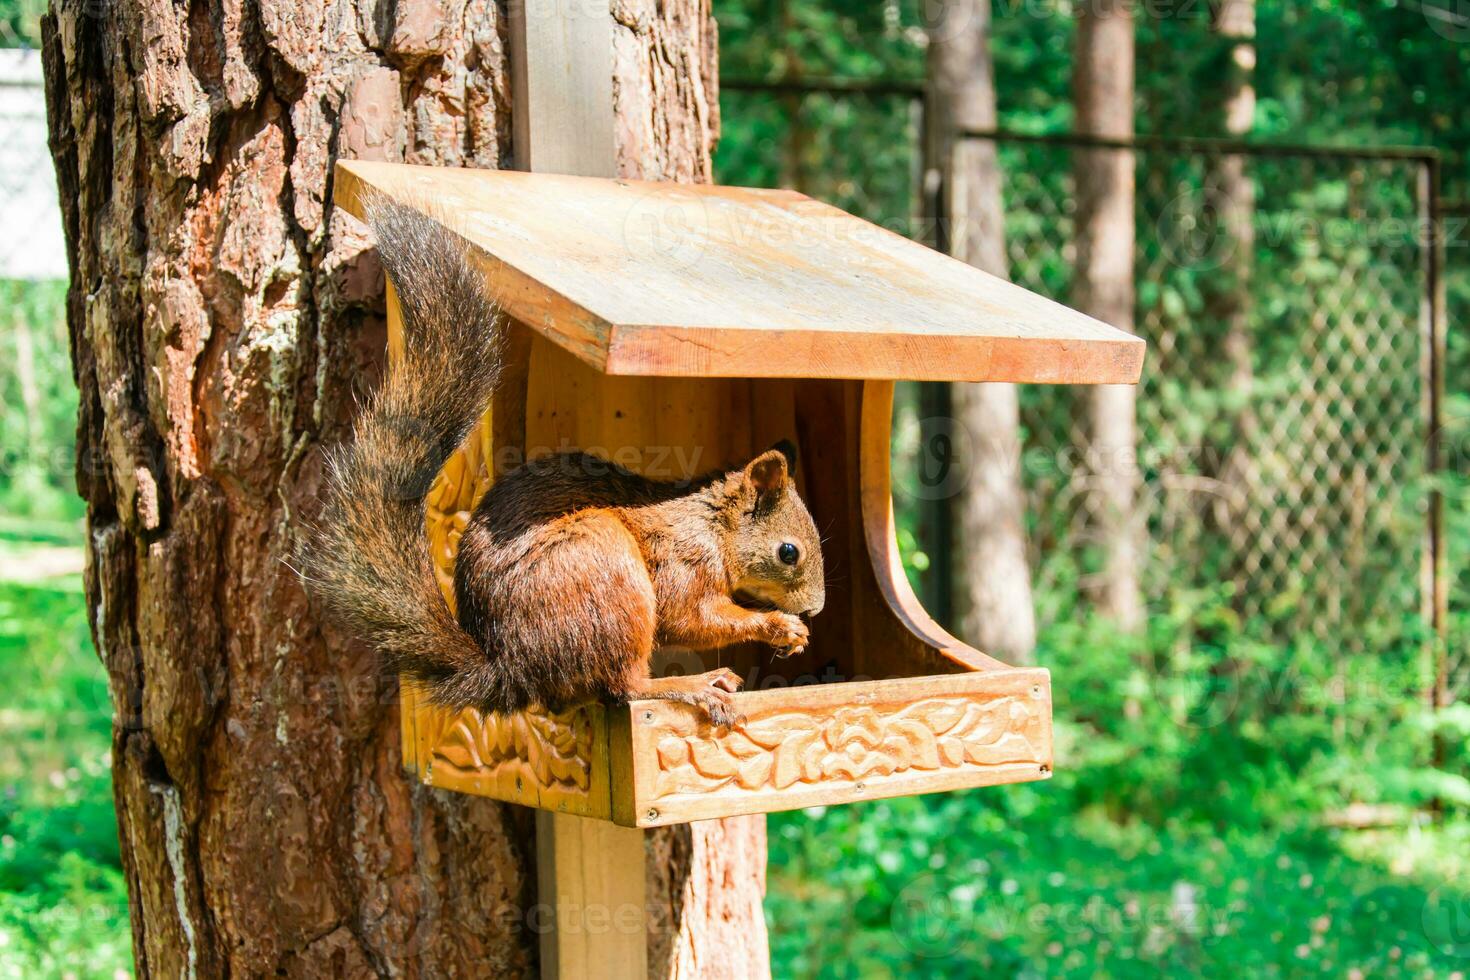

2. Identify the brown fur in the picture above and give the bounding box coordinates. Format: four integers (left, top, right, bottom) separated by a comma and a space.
304, 200, 825, 727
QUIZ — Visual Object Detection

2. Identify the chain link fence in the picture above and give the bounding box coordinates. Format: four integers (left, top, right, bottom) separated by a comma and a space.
1442, 195, 1470, 704
968, 132, 1442, 651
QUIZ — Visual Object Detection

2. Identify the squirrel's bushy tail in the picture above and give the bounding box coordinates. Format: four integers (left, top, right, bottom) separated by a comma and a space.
303, 198, 516, 712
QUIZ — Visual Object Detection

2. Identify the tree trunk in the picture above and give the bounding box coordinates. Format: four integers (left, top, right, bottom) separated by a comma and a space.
1072, 0, 1143, 631
1208, 0, 1256, 520
925, 0, 1038, 662
42, 0, 731, 975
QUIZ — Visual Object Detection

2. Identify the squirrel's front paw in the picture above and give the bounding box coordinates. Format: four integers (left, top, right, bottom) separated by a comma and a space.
764, 612, 809, 658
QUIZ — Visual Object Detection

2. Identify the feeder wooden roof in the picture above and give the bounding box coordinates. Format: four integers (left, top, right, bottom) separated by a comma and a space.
335, 160, 1144, 384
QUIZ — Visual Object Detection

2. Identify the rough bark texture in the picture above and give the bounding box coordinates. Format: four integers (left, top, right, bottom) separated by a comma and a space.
42, 0, 739, 975
646, 815, 768, 979
925, 0, 1037, 663
1072, 0, 1143, 631
612, 0, 720, 185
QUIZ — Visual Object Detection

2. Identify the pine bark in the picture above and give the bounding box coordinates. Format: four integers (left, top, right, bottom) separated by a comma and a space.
1072, 0, 1143, 630
42, 0, 734, 975
925, 0, 1037, 663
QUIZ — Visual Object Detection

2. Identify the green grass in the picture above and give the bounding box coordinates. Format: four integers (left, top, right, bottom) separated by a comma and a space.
768, 799, 1470, 978
765, 603, 1470, 978
0, 568, 131, 978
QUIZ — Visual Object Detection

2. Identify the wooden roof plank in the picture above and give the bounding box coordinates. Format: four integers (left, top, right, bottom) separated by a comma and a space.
334, 160, 1145, 384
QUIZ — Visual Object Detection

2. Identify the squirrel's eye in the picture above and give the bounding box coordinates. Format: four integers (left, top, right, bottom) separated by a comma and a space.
777, 542, 800, 566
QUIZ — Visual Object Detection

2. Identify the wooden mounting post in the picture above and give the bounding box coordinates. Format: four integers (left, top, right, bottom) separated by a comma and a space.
509, 5, 650, 979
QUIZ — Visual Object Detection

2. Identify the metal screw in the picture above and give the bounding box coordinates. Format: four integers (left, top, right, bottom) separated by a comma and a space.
1030, 685, 1043, 699
855, 782, 866, 792
1039, 765, 1051, 775
643, 710, 655, 723
646, 808, 659, 821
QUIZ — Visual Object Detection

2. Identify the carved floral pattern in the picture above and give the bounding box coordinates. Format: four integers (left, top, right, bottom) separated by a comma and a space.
425, 410, 495, 607
650, 696, 1042, 801
423, 702, 598, 792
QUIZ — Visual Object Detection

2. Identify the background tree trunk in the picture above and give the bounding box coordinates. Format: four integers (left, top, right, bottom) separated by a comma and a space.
42, 0, 728, 975
1208, 0, 1257, 513
1072, 0, 1143, 631
925, 0, 1037, 662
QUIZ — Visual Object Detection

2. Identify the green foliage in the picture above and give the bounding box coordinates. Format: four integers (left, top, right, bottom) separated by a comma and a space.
0, 281, 82, 528
0, 0, 43, 48
714, 2, 1470, 975
768, 799, 1470, 978
0, 572, 130, 977
765, 598, 1469, 976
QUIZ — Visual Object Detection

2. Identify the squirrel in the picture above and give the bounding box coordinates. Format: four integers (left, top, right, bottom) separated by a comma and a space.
304, 199, 825, 727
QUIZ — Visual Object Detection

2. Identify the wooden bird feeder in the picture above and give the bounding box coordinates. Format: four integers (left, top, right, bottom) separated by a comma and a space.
335, 159, 1144, 828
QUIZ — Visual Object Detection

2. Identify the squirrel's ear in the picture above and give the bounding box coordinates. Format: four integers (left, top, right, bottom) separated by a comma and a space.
770, 439, 798, 470
744, 448, 789, 495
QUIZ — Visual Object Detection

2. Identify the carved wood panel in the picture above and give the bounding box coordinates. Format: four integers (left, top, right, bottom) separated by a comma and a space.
414, 695, 610, 817
652, 696, 1045, 799
424, 410, 495, 610
614, 669, 1053, 826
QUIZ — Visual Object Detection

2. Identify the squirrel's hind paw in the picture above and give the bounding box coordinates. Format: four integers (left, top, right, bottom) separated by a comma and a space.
700, 692, 743, 730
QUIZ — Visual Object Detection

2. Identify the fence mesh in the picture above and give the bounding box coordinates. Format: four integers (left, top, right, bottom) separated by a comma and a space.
977, 135, 1436, 648
1444, 196, 1470, 702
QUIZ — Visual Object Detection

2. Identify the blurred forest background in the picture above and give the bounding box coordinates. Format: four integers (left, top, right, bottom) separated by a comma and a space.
3, 0, 1470, 976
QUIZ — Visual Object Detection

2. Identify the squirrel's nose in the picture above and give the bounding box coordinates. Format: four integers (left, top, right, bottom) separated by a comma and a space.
802, 600, 823, 618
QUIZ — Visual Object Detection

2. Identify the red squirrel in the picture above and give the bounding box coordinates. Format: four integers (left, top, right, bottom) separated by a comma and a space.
305, 200, 825, 726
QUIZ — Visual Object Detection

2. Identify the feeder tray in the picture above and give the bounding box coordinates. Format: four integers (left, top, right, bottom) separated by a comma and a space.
335, 160, 1144, 827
